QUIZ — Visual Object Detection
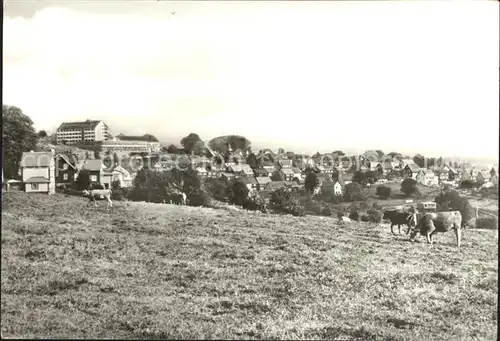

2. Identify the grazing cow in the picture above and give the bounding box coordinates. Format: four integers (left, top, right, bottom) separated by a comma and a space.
383, 210, 415, 235
409, 210, 462, 247
163, 192, 187, 205
82, 189, 113, 210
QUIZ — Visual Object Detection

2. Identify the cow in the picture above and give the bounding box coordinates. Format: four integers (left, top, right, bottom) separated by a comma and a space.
383, 209, 415, 235
163, 192, 187, 205
409, 210, 462, 247
82, 189, 113, 210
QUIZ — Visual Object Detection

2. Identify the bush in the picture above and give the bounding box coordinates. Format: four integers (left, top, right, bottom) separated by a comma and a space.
242, 194, 267, 213
360, 214, 370, 222
359, 202, 368, 211
228, 180, 249, 206
307, 200, 323, 215
376, 185, 391, 199
366, 208, 383, 223
330, 195, 343, 204
321, 207, 332, 216
111, 187, 130, 201
372, 202, 382, 210
475, 217, 498, 230
187, 189, 211, 207
401, 178, 420, 197
349, 211, 360, 221
270, 188, 305, 216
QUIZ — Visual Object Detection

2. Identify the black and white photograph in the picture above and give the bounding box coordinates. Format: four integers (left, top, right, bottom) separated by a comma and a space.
2, 0, 498, 339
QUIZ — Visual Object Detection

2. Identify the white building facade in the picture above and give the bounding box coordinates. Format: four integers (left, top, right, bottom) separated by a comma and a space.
56, 120, 110, 144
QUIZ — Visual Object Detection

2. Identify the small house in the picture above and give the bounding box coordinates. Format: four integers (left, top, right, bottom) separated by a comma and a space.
339, 172, 353, 185
221, 172, 236, 182
278, 159, 293, 169
77, 159, 104, 186
20, 150, 56, 194
436, 169, 449, 181
54, 153, 78, 185
402, 164, 422, 179
240, 164, 255, 177
279, 168, 295, 181
476, 170, 490, 184
195, 167, 208, 177
263, 181, 288, 192
255, 176, 272, 191
254, 168, 273, 177
415, 169, 427, 186
241, 177, 258, 191
261, 161, 276, 174
284, 180, 302, 193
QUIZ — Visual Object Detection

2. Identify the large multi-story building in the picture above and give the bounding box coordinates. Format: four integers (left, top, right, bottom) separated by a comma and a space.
56, 120, 110, 144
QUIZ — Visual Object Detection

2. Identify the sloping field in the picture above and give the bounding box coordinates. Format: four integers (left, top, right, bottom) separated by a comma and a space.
1, 193, 498, 340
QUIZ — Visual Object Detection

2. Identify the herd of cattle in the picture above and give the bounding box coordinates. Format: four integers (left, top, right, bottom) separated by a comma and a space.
81, 189, 467, 247
383, 208, 465, 247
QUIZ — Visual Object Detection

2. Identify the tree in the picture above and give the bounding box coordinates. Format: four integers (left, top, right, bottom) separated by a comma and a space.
228, 180, 249, 206
304, 172, 318, 193
111, 180, 121, 190
490, 167, 497, 178
343, 182, 366, 202
271, 170, 285, 181
375, 150, 385, 158
165, 144, 179, 154
113, 152, 120, 167
332, 150, 345, 156
38, 130, 48, 138
180, 133, 203, 155
353, 171, 367, 186
2, 105, 38, 179
277, 148, 285, 155
436, 157, 444, 168
365, 170, 379, 184
401, 178, 420, 196
246, 152, 260, 169
387, 152, 401, 158
94, 150, 100, 159
413, 154, 426, 168
76, 169, 91, 190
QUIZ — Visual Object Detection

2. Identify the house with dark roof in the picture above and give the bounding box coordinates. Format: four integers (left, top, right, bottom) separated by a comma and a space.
255, 176, 272, 191
55, 153, 78, 184
402, 164, 422, 179
20, 150, 56, 194
56, 119, 110, 145
278, 168, 295, 181
254, 168, 273, 177
241, 177, 258, 191
263, 181, 288, 192
76, 159, 104, 187
277, 159, 293, 169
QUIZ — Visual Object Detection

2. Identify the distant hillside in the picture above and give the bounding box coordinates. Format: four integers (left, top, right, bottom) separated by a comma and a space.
36, 140, 94, 160
208, 135, 251, 154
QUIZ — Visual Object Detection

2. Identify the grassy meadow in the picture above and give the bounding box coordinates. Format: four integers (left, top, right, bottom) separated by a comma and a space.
1, 192, 498, 340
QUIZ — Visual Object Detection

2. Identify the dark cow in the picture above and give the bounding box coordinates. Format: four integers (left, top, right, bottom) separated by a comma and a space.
409, 211, 462, 247
163, 192, 187, 205
383, 210, 415, 235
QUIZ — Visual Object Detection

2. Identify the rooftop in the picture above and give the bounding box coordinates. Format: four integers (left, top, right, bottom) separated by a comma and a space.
58, 120, 103, 131
21, 151, 53, 167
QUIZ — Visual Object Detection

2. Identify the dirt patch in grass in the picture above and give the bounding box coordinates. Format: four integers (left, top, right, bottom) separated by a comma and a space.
1, 192, 498, 339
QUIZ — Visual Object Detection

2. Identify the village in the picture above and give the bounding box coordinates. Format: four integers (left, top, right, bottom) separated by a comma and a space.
5, 119, 498, 210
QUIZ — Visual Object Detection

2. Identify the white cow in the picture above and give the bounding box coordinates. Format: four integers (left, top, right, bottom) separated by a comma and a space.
82, 189, 113, 210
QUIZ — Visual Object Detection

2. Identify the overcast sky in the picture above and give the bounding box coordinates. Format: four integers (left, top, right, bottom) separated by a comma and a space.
3, 1, 499, 160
